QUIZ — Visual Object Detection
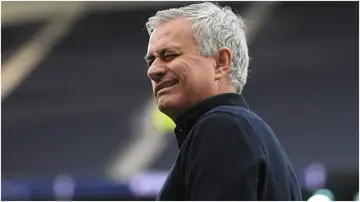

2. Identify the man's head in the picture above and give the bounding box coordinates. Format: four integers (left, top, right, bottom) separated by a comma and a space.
145, 2, 249, 120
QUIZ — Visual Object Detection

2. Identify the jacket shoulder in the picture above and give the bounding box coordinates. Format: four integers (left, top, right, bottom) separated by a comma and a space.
202, 105, 264, 124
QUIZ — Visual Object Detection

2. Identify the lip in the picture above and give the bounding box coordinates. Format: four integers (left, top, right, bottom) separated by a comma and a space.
155, 79, 177, 96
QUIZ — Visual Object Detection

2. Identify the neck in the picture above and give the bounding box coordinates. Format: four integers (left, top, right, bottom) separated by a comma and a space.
216, 81, 236, 94
164, 82, 235, 121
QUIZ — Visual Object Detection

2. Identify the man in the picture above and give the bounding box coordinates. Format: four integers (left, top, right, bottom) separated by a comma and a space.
144, 2, 302, 201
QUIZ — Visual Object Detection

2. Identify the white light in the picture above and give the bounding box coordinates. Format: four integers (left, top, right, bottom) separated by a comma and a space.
308, 194, 331, 202
314, 189, 335, 201
354, 192, 359, 201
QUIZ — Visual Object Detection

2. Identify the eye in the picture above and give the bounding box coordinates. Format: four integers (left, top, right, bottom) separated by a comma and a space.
164, 54, 178, 61
147, 59, 154, 67
146, 56, 155, 67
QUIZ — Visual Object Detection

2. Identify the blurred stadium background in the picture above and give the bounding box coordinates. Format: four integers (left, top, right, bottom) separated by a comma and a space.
1, 1, 359, 201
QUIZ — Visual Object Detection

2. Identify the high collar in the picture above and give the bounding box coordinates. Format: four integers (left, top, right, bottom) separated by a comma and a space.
174, 93, 249, 148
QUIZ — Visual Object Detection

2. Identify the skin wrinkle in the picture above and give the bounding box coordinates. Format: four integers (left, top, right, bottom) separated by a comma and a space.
146, 17, 233, 121
146, 3, 249, 94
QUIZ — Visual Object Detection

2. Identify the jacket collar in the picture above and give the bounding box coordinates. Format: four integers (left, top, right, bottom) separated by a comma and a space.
174, 93, 249, 148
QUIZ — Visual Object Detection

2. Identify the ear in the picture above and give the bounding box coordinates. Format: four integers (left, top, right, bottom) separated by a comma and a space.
214, 47, 232, 80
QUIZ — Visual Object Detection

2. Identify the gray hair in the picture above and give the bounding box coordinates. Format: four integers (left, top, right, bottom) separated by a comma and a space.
146, 2, 249, 93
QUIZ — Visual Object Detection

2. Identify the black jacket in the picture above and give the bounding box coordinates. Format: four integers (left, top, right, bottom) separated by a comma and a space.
156, 93, 302, 201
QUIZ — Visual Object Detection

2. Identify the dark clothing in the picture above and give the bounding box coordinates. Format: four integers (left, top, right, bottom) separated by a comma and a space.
156, 93, 302, 201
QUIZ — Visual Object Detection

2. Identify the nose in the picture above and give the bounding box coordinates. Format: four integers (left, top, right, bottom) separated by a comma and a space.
147, 62, 166, 83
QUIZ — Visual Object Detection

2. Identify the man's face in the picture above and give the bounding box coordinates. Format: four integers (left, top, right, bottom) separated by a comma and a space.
146, 17, 218, 120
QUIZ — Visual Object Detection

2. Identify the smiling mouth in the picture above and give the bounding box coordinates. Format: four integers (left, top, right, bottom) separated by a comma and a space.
156, 82, 177, 96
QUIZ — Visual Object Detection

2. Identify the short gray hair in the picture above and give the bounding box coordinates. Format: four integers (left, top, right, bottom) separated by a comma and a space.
146, 2, 249, 93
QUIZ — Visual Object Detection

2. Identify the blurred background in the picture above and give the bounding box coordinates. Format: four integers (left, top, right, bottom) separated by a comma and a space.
1, 1, 359, 201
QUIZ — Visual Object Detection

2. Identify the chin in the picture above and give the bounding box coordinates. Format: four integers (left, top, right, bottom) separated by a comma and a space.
156, 94, 185, 119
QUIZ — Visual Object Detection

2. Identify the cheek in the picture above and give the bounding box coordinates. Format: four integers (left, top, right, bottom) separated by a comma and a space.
167, 60, 188, 89
176, 61, 193, 90
170, 58, 213, 94
182, 61, 212, 89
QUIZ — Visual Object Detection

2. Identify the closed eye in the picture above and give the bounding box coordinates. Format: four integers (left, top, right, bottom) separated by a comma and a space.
147, 59, 154, 67
146, 53, 178, 67
146, 56, 155, 67
164, 54, 178, 61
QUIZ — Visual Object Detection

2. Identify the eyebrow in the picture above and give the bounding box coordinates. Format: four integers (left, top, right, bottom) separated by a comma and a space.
144, 46, 181, 62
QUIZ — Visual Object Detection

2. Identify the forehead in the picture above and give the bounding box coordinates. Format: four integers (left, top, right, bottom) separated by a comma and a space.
147, 17, 196, 53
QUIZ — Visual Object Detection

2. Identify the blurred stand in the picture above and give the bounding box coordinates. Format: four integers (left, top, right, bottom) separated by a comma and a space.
1, 1, 358, 201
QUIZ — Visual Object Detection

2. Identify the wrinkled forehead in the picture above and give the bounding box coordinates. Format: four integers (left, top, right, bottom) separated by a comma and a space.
147, 18, 196, 54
